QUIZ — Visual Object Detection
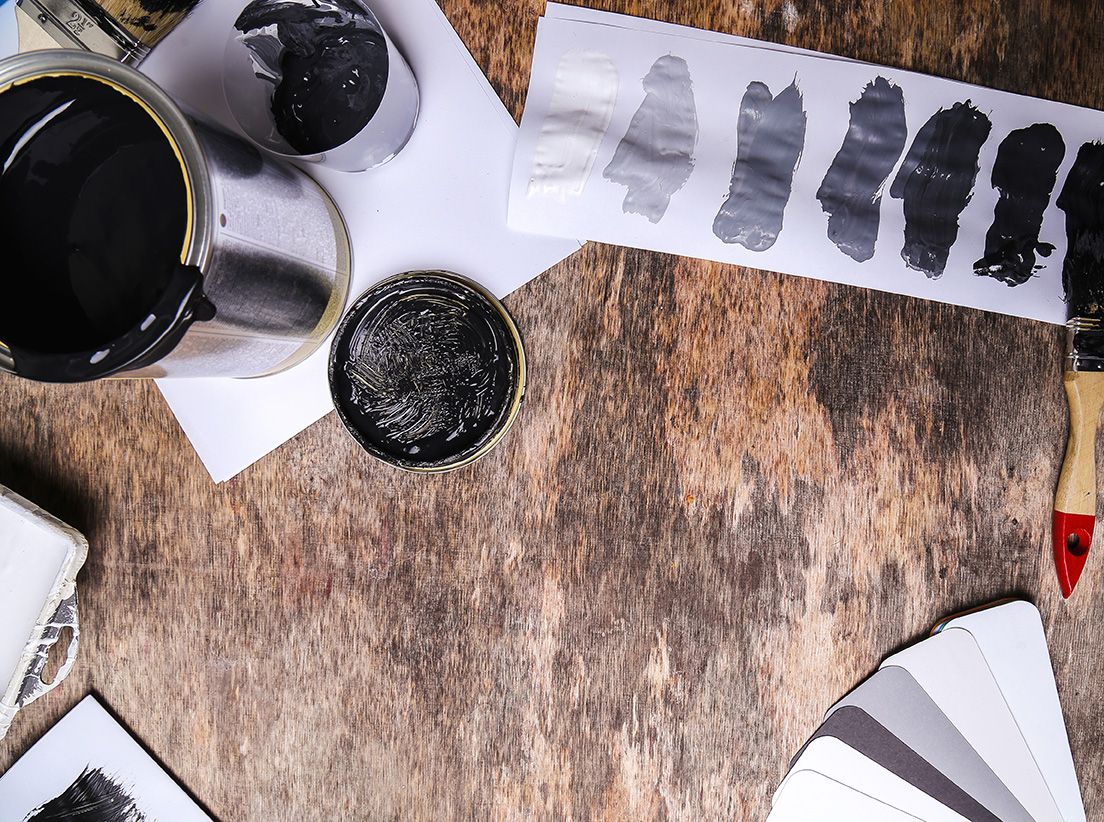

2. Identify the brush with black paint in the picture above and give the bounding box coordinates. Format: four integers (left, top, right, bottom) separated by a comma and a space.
1052, 142, 1104, 598
14, 0, 200, 66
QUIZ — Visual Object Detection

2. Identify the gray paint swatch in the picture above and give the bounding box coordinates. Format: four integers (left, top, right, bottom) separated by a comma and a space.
890, 101, 992, 278
974, 123, 1065, 286
816, 77, 907, 262
713, 80, 807, 251
794, 706, 1001, 822
603, 55, 698, 223
830, 666, 1033, 822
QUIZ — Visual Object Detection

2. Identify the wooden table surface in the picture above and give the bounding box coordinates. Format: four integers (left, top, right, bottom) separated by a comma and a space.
3, 1, 1104, 819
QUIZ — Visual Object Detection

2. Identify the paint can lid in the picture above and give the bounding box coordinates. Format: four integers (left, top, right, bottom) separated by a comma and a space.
328, 271, 526, 472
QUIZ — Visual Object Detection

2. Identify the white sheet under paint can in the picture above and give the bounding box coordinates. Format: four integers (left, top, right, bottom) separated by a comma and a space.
0, 485, 88, 741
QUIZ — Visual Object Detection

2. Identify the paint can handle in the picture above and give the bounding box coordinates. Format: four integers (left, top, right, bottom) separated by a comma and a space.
17, 592, 81, 707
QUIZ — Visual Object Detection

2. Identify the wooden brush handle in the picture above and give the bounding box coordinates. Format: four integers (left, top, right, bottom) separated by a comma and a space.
1053, 370, 1104, 596
1056, 371, 1104, 515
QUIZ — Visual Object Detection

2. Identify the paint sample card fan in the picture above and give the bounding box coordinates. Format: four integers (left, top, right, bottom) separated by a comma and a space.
510, 4, 1104, 325
0, 695, 211, 820
767, 601, 1085, 822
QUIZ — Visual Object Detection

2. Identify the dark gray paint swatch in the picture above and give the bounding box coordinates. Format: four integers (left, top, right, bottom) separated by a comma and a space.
603, 55, 698, 223
713, 80, 807, 251
1058, 142, 1104, 318
793, 707, 1000, 822
816, 77, 907, 262
974, 123, 1065, 286
890, 101, 992, 278
830, 666, 1033, 822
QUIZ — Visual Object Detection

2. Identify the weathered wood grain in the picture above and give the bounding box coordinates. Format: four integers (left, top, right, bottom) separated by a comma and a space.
3, 1, 1104, 819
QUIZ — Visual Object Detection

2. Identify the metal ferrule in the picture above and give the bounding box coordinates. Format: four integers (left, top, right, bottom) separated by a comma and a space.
1066, 317, 1104, 373
16, 0, 149, 65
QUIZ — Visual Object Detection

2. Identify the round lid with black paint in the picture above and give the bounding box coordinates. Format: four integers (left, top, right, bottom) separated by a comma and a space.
328, 271, 526, 472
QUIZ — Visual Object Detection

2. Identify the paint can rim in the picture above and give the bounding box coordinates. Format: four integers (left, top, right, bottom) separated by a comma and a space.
327, 271, 527, 473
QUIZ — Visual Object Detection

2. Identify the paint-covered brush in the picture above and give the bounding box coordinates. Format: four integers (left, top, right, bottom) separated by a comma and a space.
1053, 142, 1104, 598
14, 0, 200, 65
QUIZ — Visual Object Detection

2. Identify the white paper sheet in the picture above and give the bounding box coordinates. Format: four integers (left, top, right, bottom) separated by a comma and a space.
0, 695, 211, 820
510, 11, 1104, 326
769, 770, 923, 822
12, 0, 577, 482
940, 602, 1086, 822
881, 628, 1065, 822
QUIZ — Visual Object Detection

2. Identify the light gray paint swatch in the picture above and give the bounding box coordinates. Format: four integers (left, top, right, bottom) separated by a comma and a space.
829, 666, 1032, 822
603, 54, 698, 223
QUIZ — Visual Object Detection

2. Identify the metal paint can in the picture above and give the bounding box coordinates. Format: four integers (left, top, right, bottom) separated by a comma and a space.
328, 272, 526, 473
0, 49, 351, 382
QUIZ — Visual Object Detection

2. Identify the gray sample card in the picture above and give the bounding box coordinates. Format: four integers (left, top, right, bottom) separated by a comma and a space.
793, 706, 1000, 822
829, 666, 1033, 822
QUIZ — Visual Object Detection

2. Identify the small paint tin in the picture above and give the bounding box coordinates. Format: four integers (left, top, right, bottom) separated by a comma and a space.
329, 272, 526, 472
0, 484, 88, 741
223, 0, 419, 172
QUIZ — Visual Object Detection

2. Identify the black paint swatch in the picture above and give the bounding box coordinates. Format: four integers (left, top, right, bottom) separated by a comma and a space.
890, 101, 992, 278
26, 766, 146, 821
1057, 142, 1104, 318
816, 77, 907, 262
974, 123, 1065, 286
713, 80, 807, 251
235, 0, 389, 155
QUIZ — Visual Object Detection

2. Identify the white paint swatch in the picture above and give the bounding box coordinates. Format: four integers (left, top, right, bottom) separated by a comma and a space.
939, 602, 1085, 822
769, 770, 924, 821
528, 49, 619, 200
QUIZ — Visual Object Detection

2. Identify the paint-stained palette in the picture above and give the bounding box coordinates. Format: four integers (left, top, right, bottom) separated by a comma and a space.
509, 4, 1104, 325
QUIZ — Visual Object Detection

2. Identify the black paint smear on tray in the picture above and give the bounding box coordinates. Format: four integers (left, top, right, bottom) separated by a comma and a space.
890, 101, 992, 278
25, 766, 146, 821
816, 77, 907, 263
1058, 142, 1104, 319
235, 0, 389, 154
974, 123, 1065, 286
713, 80, 807, 252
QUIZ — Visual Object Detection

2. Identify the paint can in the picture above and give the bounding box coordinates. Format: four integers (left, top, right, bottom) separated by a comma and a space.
0, 49, 351, 382
328, 272, 526, 472
0, 484, 87, 741
223, 0, 419, 172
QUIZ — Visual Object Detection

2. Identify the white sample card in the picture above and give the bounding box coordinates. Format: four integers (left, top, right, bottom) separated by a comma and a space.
776, 737, 968, 821
881, 628, 1065, 822
0, 696, 211, 820
84, 0, 580, 482
938, 602, 1085, 822
510, 9, 1104, 325
769, 770, 923, 822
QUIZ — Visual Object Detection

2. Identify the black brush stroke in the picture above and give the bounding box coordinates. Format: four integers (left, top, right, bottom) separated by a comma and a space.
974, 123, 1065, 286
890, 101, 992, 278
25, 767, 146, 822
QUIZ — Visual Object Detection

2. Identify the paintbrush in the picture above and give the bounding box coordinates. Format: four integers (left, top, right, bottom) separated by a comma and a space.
14, 0, 201, 66
1052, 143, 1104, 598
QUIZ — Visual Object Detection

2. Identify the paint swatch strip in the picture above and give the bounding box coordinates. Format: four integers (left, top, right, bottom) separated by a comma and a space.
509, 11, 1104, 325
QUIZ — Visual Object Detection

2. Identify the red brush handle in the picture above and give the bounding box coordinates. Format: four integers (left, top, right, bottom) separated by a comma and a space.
1053, 371, 1104, 598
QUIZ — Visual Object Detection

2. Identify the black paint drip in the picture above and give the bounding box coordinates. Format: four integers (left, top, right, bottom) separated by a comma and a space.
890, 101, 991, 278
26, 766, 147, 821
972, 124, 1065, 286
816, 77, 907, 263
0, 75, 188, 354
1058, 142, 1104, 318
331, 274, 522, 470
235, 0, 389, 155
713, 80, 807, 251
